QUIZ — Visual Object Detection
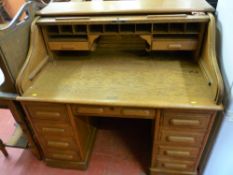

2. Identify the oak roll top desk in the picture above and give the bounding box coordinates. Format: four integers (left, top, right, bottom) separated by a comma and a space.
13, 0, 224, 175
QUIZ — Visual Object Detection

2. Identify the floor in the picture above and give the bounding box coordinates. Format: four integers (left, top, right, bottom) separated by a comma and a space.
0, 109, 151, 175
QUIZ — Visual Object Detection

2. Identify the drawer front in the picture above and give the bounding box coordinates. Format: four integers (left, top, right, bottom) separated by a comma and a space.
25, 103, 68, 122
158, 146, 199, 160
160, 130, 205, 147
162, 111, 211, 130
154, 159, 195, 171
152, 39, 197, 51
122, 108, 155, 118
72, 105, 154, 118
45, 150, 81, 161
72, 105, 121, 116
35, 123, 73, 137
48, 41, 89, 51
42, 136, 78, 151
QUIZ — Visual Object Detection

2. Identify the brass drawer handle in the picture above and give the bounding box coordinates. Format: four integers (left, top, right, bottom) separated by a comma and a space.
171, 119, 200, 126
52, 153, 73, 160
167, 136, 195, 143
35, 111, 61, 118
48, 141, 69, 148
42, 127, 65, 133
163, 162, 187, 169
165, 150, 190, 157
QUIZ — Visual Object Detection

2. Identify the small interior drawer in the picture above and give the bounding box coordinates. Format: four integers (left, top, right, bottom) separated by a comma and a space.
152, 38, 198, 51
158, 146, 199, 160
159, 130, 205, 147
48, 41, 89, 51
122, 108, 155, 118
25, 103, 68, 122
45, 150, 81, 161
162, 111, 212, 130
35, 122, 73, 137
154, 159, 195, 171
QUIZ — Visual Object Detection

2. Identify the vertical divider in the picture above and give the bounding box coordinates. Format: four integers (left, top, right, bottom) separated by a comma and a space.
184, 23, 188, 33
87, 25, 90, 34
72, 25, 76, 34
58, 25, 62, 35
168, 23, 171, 33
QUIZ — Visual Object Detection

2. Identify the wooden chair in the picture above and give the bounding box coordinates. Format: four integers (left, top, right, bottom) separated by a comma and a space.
0, 2, 41, 159
0, 139, 8, 157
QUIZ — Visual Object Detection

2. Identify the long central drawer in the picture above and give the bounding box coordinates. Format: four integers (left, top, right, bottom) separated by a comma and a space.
71, 105, 155, 119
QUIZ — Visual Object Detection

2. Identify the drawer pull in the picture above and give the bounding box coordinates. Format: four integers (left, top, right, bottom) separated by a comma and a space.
171, 119, 200, 126
77, 107, 104, 114
35, 111, 61, 118
163, 162, 187, 169
167, 136, 195, 143
52, 153, 73, 160
42, 127, 65, 133
165, 150, 190, 157
168, 44, 182, 49
48, 141, 69, 148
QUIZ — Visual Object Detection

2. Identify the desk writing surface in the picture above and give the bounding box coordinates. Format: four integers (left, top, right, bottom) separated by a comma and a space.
38, 0, 214, 16
19, 50, 221, 110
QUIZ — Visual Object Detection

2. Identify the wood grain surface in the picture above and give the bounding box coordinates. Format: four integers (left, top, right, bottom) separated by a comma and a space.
18, 49, 221, 110
38, 0, 214, 16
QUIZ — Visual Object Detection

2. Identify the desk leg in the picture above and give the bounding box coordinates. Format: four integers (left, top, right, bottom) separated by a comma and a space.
0, 139, 8, 157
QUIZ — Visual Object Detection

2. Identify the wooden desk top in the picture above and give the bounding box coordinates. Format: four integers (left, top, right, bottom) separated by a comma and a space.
38, 0, 214, 16
18, 50, 222, 110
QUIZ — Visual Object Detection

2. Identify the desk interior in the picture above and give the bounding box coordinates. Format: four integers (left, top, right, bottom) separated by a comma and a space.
21, 50, 216, 109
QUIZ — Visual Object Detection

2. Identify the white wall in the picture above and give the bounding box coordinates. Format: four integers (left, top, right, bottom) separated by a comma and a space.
203, 0, 233, 175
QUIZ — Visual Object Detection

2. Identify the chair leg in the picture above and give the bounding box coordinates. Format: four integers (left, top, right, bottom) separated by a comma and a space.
0, 139, 8, 157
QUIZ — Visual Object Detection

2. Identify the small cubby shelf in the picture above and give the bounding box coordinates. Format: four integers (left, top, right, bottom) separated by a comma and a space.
45, 22, 202, 37
44, 22, 204, 52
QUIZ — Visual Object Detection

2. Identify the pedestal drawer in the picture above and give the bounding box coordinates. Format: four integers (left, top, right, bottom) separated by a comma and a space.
162, 111, 212, 130
154, 159, 195, 171
25, 103, 69, 122
42, 136, 78, 151
160, 130, 205, 147
158, 146, 199, 160
35, 122, 73, 137
46, 150, 81, 161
